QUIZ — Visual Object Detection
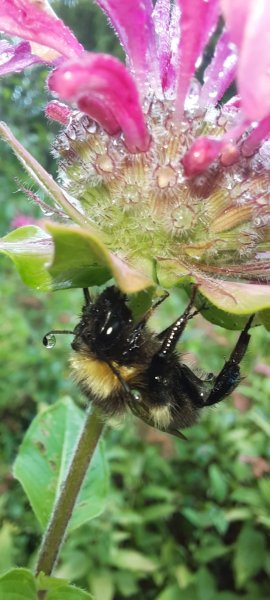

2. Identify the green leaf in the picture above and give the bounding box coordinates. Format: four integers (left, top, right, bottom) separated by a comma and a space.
140, 503, 175, 522
249, 412, 270, 437
0, 522, 16, 574
36, 575, 93, 600
156, 586, 184, 600
197, 567, 216, 600
233, 525, 266, 587
0, 226, 52, 290
194, 543, 230, 564
216, 595, 239, 600
110, 549, 157, 572
90, 571, 114, 600
13, 397, 109, 532
0, 568, 36, 600
47, 222, 153, 293
36, 573, 69, 592
45, 584, 93, 600
208, 464, 228, 502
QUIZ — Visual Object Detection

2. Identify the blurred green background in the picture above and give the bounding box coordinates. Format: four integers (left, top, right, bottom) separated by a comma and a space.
0, 2, 270, 599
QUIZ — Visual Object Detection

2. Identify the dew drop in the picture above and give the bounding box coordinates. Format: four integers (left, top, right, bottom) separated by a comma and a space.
43, 333, 56, 348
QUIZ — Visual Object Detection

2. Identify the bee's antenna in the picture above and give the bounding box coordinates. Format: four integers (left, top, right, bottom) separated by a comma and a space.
43, 329, 74, 348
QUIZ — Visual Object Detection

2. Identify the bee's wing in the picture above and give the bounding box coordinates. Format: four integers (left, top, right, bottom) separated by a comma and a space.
127, 395, 187, 440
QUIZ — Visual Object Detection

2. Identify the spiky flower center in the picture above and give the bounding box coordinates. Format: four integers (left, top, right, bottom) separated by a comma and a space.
54, 98, 270, 280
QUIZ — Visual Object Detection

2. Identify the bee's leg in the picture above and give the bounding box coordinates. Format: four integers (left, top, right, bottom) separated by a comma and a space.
108, 361, 140, 403
146, 290, 170, 317
136, 291, 170, 329
203, 315, 254, 407
83, 288, 92, 305
157, 285, 198, 351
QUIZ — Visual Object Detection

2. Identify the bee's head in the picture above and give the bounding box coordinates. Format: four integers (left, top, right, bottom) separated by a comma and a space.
72, 286, 134, 359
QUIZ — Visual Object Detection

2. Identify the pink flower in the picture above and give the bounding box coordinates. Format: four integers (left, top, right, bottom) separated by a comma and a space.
10, 214, 38, 229
1, 0, 269, 172
1, 0, 270, 321
0, 39, 41, 75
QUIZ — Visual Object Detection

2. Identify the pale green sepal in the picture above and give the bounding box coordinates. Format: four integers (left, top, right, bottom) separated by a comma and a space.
0, 226, 52, 290
47, 222, 153, 293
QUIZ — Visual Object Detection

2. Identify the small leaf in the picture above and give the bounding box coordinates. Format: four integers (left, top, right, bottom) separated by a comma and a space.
140, 503, 175, 522
156, 586, 184, 600
90, 571, 114, 600
197, 567, 216, 600
45, 584, 93, 600
0, 226, 52, 290
47, 222, 153, 293
194, 543, 230, 563
110, 549, 157, 572
208, 464, 228, 502
36, 573, 69, 592
233, 525, 266, 587
0, 522, 17, 574
250, 412, 270, 437
0, 568, 36, 600
13, 397, 109, 532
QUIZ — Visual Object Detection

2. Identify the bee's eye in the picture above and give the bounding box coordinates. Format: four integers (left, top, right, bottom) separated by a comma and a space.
104, 323, 118, 336
99, 318, 122, 341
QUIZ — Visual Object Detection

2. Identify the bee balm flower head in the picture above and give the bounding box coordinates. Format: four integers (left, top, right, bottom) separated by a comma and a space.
1, 0, 270, 325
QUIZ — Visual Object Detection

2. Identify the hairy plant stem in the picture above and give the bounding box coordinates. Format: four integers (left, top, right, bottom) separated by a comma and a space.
35, 406, 104, 576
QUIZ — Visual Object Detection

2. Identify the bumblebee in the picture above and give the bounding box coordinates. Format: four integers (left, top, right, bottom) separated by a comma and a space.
44, 285, 253, 438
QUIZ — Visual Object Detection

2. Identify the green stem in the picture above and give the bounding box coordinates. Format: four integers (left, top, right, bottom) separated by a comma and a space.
35, 406, 104, 576
0, 122, 106, 238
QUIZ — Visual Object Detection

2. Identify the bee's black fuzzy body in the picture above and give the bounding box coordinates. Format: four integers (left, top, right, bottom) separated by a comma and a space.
71, 287, 160, 417
66, 285, 253, 438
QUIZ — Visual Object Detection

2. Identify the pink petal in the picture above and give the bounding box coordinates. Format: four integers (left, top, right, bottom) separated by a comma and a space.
174, 0, 219, 116
241, 115, 270, 157
152, 0, 171, 90
238, 0, 270, 121
95, 0, 161, 95
162, 2, 180, 92
200, 31, 237, 106
0, 0, 83, 59
48, 53, 150, 153
182, 137, 223, 177
0, 39, 41, 75
45, 101, 71, 125
77, 96, 120, 136
221, 0, 253, 48
224, 95, 241, 109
